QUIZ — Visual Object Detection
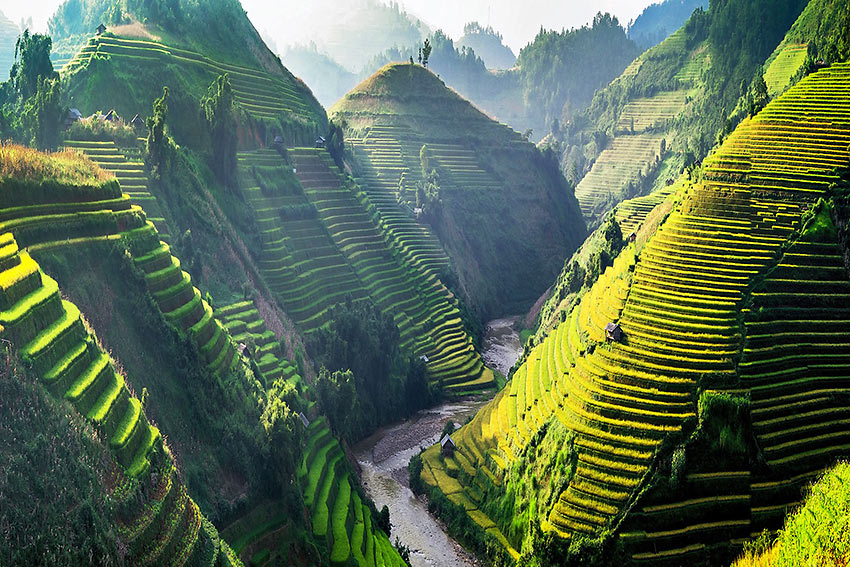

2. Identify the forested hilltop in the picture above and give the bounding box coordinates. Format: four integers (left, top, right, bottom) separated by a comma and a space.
627, 0, 708, 49
366, 13, 641, 141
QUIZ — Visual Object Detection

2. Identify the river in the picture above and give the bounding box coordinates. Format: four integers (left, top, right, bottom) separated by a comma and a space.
353, 317, 523, 567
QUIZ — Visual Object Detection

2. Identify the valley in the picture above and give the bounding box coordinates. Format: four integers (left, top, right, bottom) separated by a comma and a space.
0, 1, 849, 566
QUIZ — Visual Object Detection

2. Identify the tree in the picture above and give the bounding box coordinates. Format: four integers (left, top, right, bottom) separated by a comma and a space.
11, 30, 56, 101
327, 119, 345, 168
749, 68, 769, 117
261, 380, 302, 493
22, 77, 63, 150
315, 367, 359, 438
377, 505, 392, 535
202, 74, 238, 187
146, 87, 171, 183
422, 38, 432, 67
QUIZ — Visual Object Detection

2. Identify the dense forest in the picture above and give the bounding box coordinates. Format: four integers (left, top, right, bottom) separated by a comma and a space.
457, 22, 517, 69
627, 0, 708, 48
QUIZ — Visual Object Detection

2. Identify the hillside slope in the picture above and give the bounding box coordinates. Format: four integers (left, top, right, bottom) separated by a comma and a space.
421, 56, 850, 566
331, 63, 587, 316
0, 235, 244, 566
62, 31, 325, 147
558, 0, 808, 228
0, 146, 243, 565
733, 461, 850, 567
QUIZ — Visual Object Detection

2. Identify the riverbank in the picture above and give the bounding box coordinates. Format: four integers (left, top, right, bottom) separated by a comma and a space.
353, 317, 523, 567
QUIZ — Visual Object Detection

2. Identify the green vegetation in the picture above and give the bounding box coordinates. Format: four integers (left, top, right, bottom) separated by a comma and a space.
628, 0, 708, 49
552, 0, 809, 227
421, 38, 850, 565
0, 30, 63, 150
310, 298, 432, 441
367, 15, 638, 139
62, 32, 326, 148
457, 22, 516, 69
298, 418, 406, 567
0, 232, 242, 565
734, 462, 850, 567
517, 13, 640, 138
333, 63, 586, 316
0, 341, 120, 565
202, 74, 238, 187
236, 145, 490, 393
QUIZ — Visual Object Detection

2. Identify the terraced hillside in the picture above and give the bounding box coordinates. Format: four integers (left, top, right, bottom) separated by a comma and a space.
0, 187, 146, 260
62, 32, 326, 145
127, 221, 241, 376
573, 29, 697, 222
215, 300, 301, 388
0, 233, 242, 566
614, 180, 681, 238
764, 43, 809, 96
65, 139, 172, 241
236, 147, 490, 392
299, 418, 406, 567
574, 133, 669, 217
347, 124, 451, 278
236, 149, 366, 331
422, 60, 850, 565
332, 63, 587, 315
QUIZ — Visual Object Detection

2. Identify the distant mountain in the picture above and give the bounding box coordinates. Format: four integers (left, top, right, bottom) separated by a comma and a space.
628, 0, 708, 49
244, 0, 426, 74
0, 9, 18, 80
282, 44, 358, 108
362, 15, 639, 142
457, 21, 516, 69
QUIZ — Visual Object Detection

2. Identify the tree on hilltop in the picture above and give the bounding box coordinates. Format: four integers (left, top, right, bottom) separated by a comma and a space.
0, 30, 62, 149
202, 74, 238, 188
146, 86, 172, 183
422, 38, 432, 67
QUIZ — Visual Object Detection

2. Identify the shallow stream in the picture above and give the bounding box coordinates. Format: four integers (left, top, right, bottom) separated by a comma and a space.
353, 317, 522, 567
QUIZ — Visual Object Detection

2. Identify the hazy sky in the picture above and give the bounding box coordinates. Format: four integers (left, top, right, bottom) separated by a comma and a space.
3, 1, 61, 33
241, 0, 654, 53
6, 0, 655, 53
379, 0, 654, 52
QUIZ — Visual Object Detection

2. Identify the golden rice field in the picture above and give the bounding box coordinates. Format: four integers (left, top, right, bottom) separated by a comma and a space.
0, 142, 114, 185
423, 60, 850, 565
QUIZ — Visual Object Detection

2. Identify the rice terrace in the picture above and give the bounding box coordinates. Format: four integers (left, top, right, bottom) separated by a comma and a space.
0, 1, 849, 566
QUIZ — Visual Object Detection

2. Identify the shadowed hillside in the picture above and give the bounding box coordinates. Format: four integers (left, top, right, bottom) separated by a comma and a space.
331, 63, 587, 317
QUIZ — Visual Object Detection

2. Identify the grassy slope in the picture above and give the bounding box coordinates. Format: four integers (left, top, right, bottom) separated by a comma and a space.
331, 63, 586, 316
62, 30, 326, 148
0, 228, 242, 565
733, 462, 850, 567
